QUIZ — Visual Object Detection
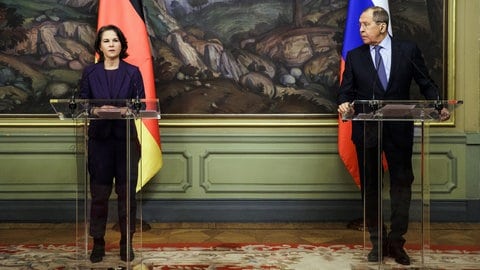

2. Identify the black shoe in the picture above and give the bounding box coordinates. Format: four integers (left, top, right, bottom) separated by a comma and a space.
367, 246, 387, 262
89, 243, 105, 263
120, 244, 135, 262
388, 244, 410, 265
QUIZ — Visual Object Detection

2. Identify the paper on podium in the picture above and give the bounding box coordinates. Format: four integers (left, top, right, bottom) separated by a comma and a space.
138, 110, 161, 118
377, 104, 415, 117
95, 108, 126, 119
376, 104, 436, 119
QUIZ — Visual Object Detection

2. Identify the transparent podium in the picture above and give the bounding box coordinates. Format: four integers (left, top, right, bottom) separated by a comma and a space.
343, 99, 463, 269
50, 98, 160, 269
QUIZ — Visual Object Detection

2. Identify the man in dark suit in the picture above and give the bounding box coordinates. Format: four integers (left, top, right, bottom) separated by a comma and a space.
337, 6, 450, 265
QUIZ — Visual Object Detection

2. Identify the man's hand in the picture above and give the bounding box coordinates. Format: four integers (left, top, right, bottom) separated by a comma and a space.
439, 108, 450, 121
338, 102, 354, 119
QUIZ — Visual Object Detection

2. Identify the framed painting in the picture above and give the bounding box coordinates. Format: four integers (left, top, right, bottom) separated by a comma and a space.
0, 0, 453, 125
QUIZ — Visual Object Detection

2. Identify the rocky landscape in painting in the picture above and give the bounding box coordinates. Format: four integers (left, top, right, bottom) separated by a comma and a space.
0, 0, 443, 115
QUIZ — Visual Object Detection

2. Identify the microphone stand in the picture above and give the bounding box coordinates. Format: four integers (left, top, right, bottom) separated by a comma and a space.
133, 95, 141, 115
400, 49, 444, 113
131, 80, 142, 116
68, 87, 77, 118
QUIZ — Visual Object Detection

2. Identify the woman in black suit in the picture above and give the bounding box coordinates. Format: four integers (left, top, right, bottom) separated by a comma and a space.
79, 24, 145, 263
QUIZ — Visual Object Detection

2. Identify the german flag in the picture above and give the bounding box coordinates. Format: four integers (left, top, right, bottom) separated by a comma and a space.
97, 0, 162, 192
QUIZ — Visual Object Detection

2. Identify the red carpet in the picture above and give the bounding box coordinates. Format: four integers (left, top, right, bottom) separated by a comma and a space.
1, 243, 479, 269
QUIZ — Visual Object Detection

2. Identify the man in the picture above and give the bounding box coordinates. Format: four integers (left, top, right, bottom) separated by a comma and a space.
337, 6, 450, 265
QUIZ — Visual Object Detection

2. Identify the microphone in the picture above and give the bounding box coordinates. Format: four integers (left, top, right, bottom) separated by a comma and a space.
133, 81, 141, 114
399, 47, 444, 112
77, 67, 98, 116
124, 70, 142, 115
68, 85, 78, 117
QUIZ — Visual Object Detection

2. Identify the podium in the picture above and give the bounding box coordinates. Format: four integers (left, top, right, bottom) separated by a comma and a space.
50, 98, 160, 269
343, 99, 462, 268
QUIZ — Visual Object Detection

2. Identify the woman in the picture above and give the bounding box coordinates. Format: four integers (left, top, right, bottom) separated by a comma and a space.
79, 24, 145, 263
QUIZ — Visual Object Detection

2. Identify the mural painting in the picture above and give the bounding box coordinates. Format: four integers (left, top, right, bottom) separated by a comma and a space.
0, 0, 445, 116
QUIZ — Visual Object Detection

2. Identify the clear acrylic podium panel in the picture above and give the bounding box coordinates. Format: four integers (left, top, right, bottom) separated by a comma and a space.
50, 98, 160, 269
344, 100, 463, 269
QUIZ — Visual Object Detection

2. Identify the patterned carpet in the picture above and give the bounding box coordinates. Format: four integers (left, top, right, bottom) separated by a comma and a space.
1, 243, 480, 270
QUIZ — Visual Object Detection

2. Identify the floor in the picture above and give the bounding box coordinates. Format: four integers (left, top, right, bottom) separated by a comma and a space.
1, 221, 480, 269
1, 220, 480, 247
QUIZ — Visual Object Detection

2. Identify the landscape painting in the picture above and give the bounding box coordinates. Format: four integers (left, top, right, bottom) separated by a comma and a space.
0, 0, 447, 117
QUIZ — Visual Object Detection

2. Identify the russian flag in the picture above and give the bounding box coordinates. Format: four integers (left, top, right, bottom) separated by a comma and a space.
98, 0, 163, 192
338, 0, 391, 187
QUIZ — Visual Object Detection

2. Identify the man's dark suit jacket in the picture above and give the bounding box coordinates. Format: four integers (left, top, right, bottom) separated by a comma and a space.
337, 39, 440, 148
79, 60, 145, 140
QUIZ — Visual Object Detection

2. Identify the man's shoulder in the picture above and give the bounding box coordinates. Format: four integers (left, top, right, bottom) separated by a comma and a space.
392, 39, 417, 50
348, 44, 369, 55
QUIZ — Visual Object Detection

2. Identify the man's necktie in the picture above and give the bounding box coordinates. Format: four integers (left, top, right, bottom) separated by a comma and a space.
374, 46, 388, 90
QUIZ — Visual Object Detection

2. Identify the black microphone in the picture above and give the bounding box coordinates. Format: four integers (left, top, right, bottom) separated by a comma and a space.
78, 67, 98, 116
124, 70, 142, 114
133, 81, 141, 114
68, 84, 78, 117
399, 47, 444, 112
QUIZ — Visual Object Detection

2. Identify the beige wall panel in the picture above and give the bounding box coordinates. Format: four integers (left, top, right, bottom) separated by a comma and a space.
0, 153, 77, 199
200, 150, 353, 192
142, 150, 193, 193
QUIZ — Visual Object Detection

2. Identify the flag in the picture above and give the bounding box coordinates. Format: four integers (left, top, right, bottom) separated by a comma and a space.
98, 0, 163, 192
338, 0, 391, 187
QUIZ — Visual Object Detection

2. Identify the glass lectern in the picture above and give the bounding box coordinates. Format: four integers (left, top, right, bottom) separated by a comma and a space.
50, 98, 160, 269
343, 99, 463, 269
